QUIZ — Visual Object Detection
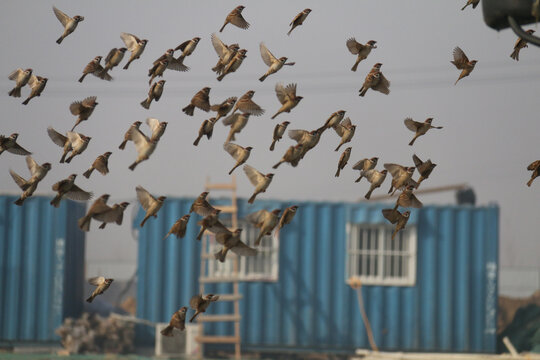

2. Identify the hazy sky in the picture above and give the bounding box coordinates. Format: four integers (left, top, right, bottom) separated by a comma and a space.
1, 1, 539, 291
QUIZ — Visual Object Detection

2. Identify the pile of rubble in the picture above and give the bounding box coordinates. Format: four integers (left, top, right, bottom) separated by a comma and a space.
55, 313, 134, 354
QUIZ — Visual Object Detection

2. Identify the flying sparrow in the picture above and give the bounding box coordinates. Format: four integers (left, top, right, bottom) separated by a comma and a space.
120, 32, 148, 70
10, 156, 51, 206
151, 49, 189, 74
363, 169, 388, 199
412, 154, 436, 188
183, 87, 211, 116
214, 228, 257, 263
259, 43, 295, 81
136, 185, 166, 227
175, 37, 201, 63
510, 29, 535, 61
244, 165, 274, 204
382, 209, 410, 240
128, 127, 158, 171
0, 133, 32, 157
224, 143, 252, 174
232, 90, 264, 116
353, 157, 378, 182
359, 63, 390, 96
246, 209, 281, 246
271, 83, 303, 119
70, 96, 98, 131
141, 80, 165, 109
270, 121, 290, 151
86, 276, 113, 303
83, 152, 112, 179
346, 39, 377, 72
78, 194, 111, 232
50, 174, 93, 208
210, 97, 237, 122
527, 160, 540, 187
161, 307, 188, 336
451, 47, 477, 85
101, 48, 127, 74
320, 110, 346, 131
78, 56, 112, 83
210, 33, 239, 74
193, 117, 218, 146
8, 68, 32, 97
219, 6, 250, 32
461, 0, 480, 10
335, 147, 352, 177
163, 214, 191, 240
394, 186, 423, 210
276, 205, 298, 233
22, 75, 47, 105
119, 121, 142, 150
145, 117, 167, 142
94, 202, 130, 229
47, 127, 90, 163
272, 143, 304, 169
190, 294, 220, 322
288, 8, 311, 35
216, 49, 247, 81
384, 163, 416, 195
404, 117, 443, 146
53, 6, 83, 44
190, 192, 219, 216
288, 128, 324, 159
334, 117, 356, 151
147, 59, 169, 85
196, 211, 226, 241
223, 113, 250, 143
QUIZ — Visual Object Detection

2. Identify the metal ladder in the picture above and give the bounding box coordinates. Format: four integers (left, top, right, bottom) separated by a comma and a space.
196, 175, 242, 360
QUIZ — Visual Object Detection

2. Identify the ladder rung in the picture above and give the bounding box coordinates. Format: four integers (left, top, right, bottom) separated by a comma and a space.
205, 183, 236, 190
214, 205, 237, 213
196, 335, 240, 344
215, 294, 243, 301
199, 276, 242, 283
197, 314, 241, 322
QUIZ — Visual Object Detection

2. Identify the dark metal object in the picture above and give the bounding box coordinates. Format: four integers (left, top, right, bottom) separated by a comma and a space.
483, 0, 540, 46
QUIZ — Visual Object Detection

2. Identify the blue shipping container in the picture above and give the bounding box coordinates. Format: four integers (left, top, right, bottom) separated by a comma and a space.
0, 196, 86, 343
135, 198, 499, 354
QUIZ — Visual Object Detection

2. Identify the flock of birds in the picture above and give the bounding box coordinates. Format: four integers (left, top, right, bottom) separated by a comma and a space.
2, 2, 539, 336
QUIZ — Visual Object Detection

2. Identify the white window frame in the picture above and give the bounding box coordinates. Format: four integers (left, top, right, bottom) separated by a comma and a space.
205, 220, 279, 282
345, 223, 417, 286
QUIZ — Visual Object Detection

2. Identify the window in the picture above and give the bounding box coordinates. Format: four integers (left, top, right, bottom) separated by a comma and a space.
205, 220, 279, 282
346, 223, 417, 286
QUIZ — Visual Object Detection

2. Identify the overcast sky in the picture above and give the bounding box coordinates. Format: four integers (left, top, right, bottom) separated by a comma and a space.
1, 1, 539, 291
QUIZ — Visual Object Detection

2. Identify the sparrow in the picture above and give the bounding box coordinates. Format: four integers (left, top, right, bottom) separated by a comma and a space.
47, 127, 91, 163
320, 110, 346, 131
271, 83, 303, 119
78, 194, 111, 232
412, 154, 437, 188
50, 174, 93, 208
247, 209, 281, 246
136, 185, 166, 227
359, 63, 390, 96
288, 8, 311, 35
163, 214, 191, 240
223, 113, 250, 143
527, 160, 540, 187
404, 117, 443, 146
451, 47, 477, 85
363, 169, 388, 199
83, 151, 112, 178
22, 75, 47, 105
175, 37, 201, 63
335, 147, 351, 177
53, 6, 84, 44
146, 117, 167, 142
194, 117, 218, 146
382, 209, 410, 240
384, 163, 416, 195
183, 87, 211, 116
270, 121, 290, 151
120, 32, 148, 70
86, 276, 113, 303
70, 96, 98, 131
190, 192, 219, 216
510, 29, 535, 61
214, 228, 257, 263
394, 186, 423, 210
196, 211, 226, 241
219, 6, 250, 32
190, 294, 220, 322
258, 43, 295, 81
8, 68, 32, 97
273, 144, 304, 169
232, 90, 264, 116
119, 121, 142, 150
224, 143, 252, 174
210, 33, 240, 74
216, 49, 247, 81
101, 47, 127, 73
461, 0, 480, 10
128, 127, 158, 171
353, 157, 378, 182
94, 202, 130, 229
346, 39, 377, 72
147, 59, 169, 86
161, 307, 188, 336
78, 56, 111, 82
10, 156, 51, 206
277, 205, 298, 233
288, 128, 324, 159
244, 165, 274, 204
151, 49, 188, 74
0, 133, 32, 156
141, 80, 165, 109
210, 98, 237, 124
334, 117, 356, 151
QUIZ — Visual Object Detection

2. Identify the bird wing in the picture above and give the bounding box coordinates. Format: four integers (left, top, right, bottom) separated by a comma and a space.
136, 186, 155, 211
81, 96, 97, 108
65, 185, 93, 201
7, 143, 32, 156
412, 154, 423, 168
206, 220, 230, 234
192, 91, 211, 111
8, 68, 23, 81
362, 169, 379, 182
27, 74, 39, 87
88, 276, 105, 286
26, 156, 41, 176
146, 117, 160, 136
215, 232, 232, 245
222, 113, 240, 126
237, 99, 264, 116
288, 129, 308, 142
527, 160, 540, 170
211, 33, 227, 58
223, 142, 243, 160
346, 38, 364, 54
352, 159, 367, 170
229, 14, 250, 29
246, 209, 269, 224
452, 47, 469, 68
190, 294, 203, 309
372, 73, 390, 94
275, 83, 288, 104
9, 170, 26, 189
384, 163, 407, 179
231, 241, 257, 256
175, 40, 190, 52
401, 193, 423, 208
47, 127, 67, 147
166, 58, 189, 72
69, 101, 83, 115
92, 206, 119, 222
104, 48, 116, 64
120, 32, 140, 51
130, 128, 151, 154
382, 209, 401, 224
66, 131, 83, 144
404, 118, 421, 132
259, 43, 277, 67
53, 6, 71, 27
243, 164, 264, 186
333, 123, 346, 137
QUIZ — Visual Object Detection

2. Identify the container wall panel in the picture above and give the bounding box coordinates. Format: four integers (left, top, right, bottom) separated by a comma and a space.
135, 198, 499, 353
0, 196, 85, 342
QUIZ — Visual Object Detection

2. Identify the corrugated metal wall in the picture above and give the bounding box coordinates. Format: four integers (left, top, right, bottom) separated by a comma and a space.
135, 198, 499, 353
0, 195, 86, 342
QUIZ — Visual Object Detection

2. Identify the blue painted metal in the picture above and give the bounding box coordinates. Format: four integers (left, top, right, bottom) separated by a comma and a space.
135, 198, 499, 353
0, 195, 86, 343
